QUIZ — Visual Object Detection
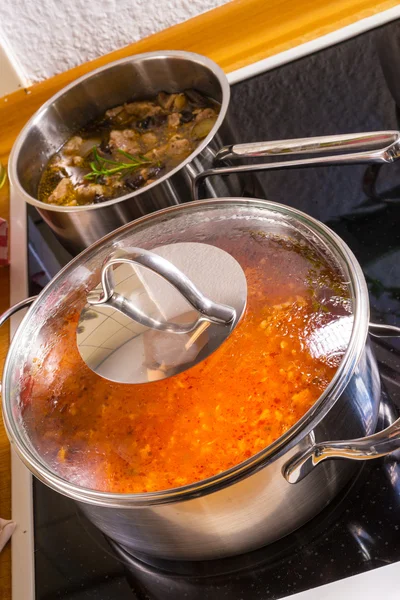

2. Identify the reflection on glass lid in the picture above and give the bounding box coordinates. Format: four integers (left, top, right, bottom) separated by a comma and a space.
77, 243, 248, 384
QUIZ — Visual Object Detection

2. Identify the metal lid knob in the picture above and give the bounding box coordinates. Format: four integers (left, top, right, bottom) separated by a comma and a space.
77, 242, 247, 384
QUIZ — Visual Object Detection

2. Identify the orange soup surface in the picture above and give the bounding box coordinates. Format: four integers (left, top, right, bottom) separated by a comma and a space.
21, 230, 351, 493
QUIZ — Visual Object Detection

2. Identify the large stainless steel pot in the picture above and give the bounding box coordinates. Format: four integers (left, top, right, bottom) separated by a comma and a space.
8, 51, 257, 255
2, 198, 400, 561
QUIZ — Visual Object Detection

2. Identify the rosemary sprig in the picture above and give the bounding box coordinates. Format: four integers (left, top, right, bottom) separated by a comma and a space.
84, 146, 151, 182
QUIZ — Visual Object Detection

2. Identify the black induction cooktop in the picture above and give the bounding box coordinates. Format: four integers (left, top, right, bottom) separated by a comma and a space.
28, 18, 400, 600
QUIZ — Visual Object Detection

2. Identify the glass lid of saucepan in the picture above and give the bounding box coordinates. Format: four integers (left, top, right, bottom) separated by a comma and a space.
3, 199, 359, 496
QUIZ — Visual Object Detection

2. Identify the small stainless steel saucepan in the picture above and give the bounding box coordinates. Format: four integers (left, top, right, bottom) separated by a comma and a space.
8, 51, 260, 255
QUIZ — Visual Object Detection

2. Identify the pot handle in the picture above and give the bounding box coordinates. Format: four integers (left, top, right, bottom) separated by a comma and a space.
284, 321, 400, 484
0, 296, 37, 327
215, 131, 400, 161
193, 130, 400, 199
87, 250, 236, 334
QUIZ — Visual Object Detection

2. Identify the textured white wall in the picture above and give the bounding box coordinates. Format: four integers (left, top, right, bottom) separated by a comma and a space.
0, 0, 230, 83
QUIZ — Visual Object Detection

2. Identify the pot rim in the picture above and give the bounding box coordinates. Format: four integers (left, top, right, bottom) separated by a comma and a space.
8, 50, 230, 213
2, 198, 370, 507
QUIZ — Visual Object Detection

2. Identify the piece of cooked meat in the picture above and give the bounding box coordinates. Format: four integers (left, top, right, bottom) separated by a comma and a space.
75, 184, 106, 204
63, 136, 83, 156
124, 102, 163, 118
167, 113, 180, 128
167, 136, 191, 157
105, 106, 124, 119
54, 155, 84, 169
141, 132, 158, 150
69, 156, 85, 166
109, 130, 140, 154
108, 174, 125, 186
47, 178, 76, 206
195, 108, 216, 123
144, 143, 168, 162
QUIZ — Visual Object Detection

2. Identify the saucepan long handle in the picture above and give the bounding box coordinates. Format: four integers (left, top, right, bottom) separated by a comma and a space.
193, 130, 400, 199
284, 321, 400, 484
215, 131, 400, 161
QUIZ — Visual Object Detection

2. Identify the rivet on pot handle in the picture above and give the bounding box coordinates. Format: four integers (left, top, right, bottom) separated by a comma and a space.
284, 321, 400, 484
0, 296, 37, 327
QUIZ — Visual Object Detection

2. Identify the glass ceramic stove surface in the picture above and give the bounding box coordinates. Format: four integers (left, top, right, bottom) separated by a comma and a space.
27, 18, 400, 600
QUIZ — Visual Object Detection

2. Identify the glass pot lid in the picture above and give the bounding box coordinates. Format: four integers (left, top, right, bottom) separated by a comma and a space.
3, 199, 362, 497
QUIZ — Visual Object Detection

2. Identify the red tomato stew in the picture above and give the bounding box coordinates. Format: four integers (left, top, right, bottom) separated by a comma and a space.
21, 229, 352, 493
